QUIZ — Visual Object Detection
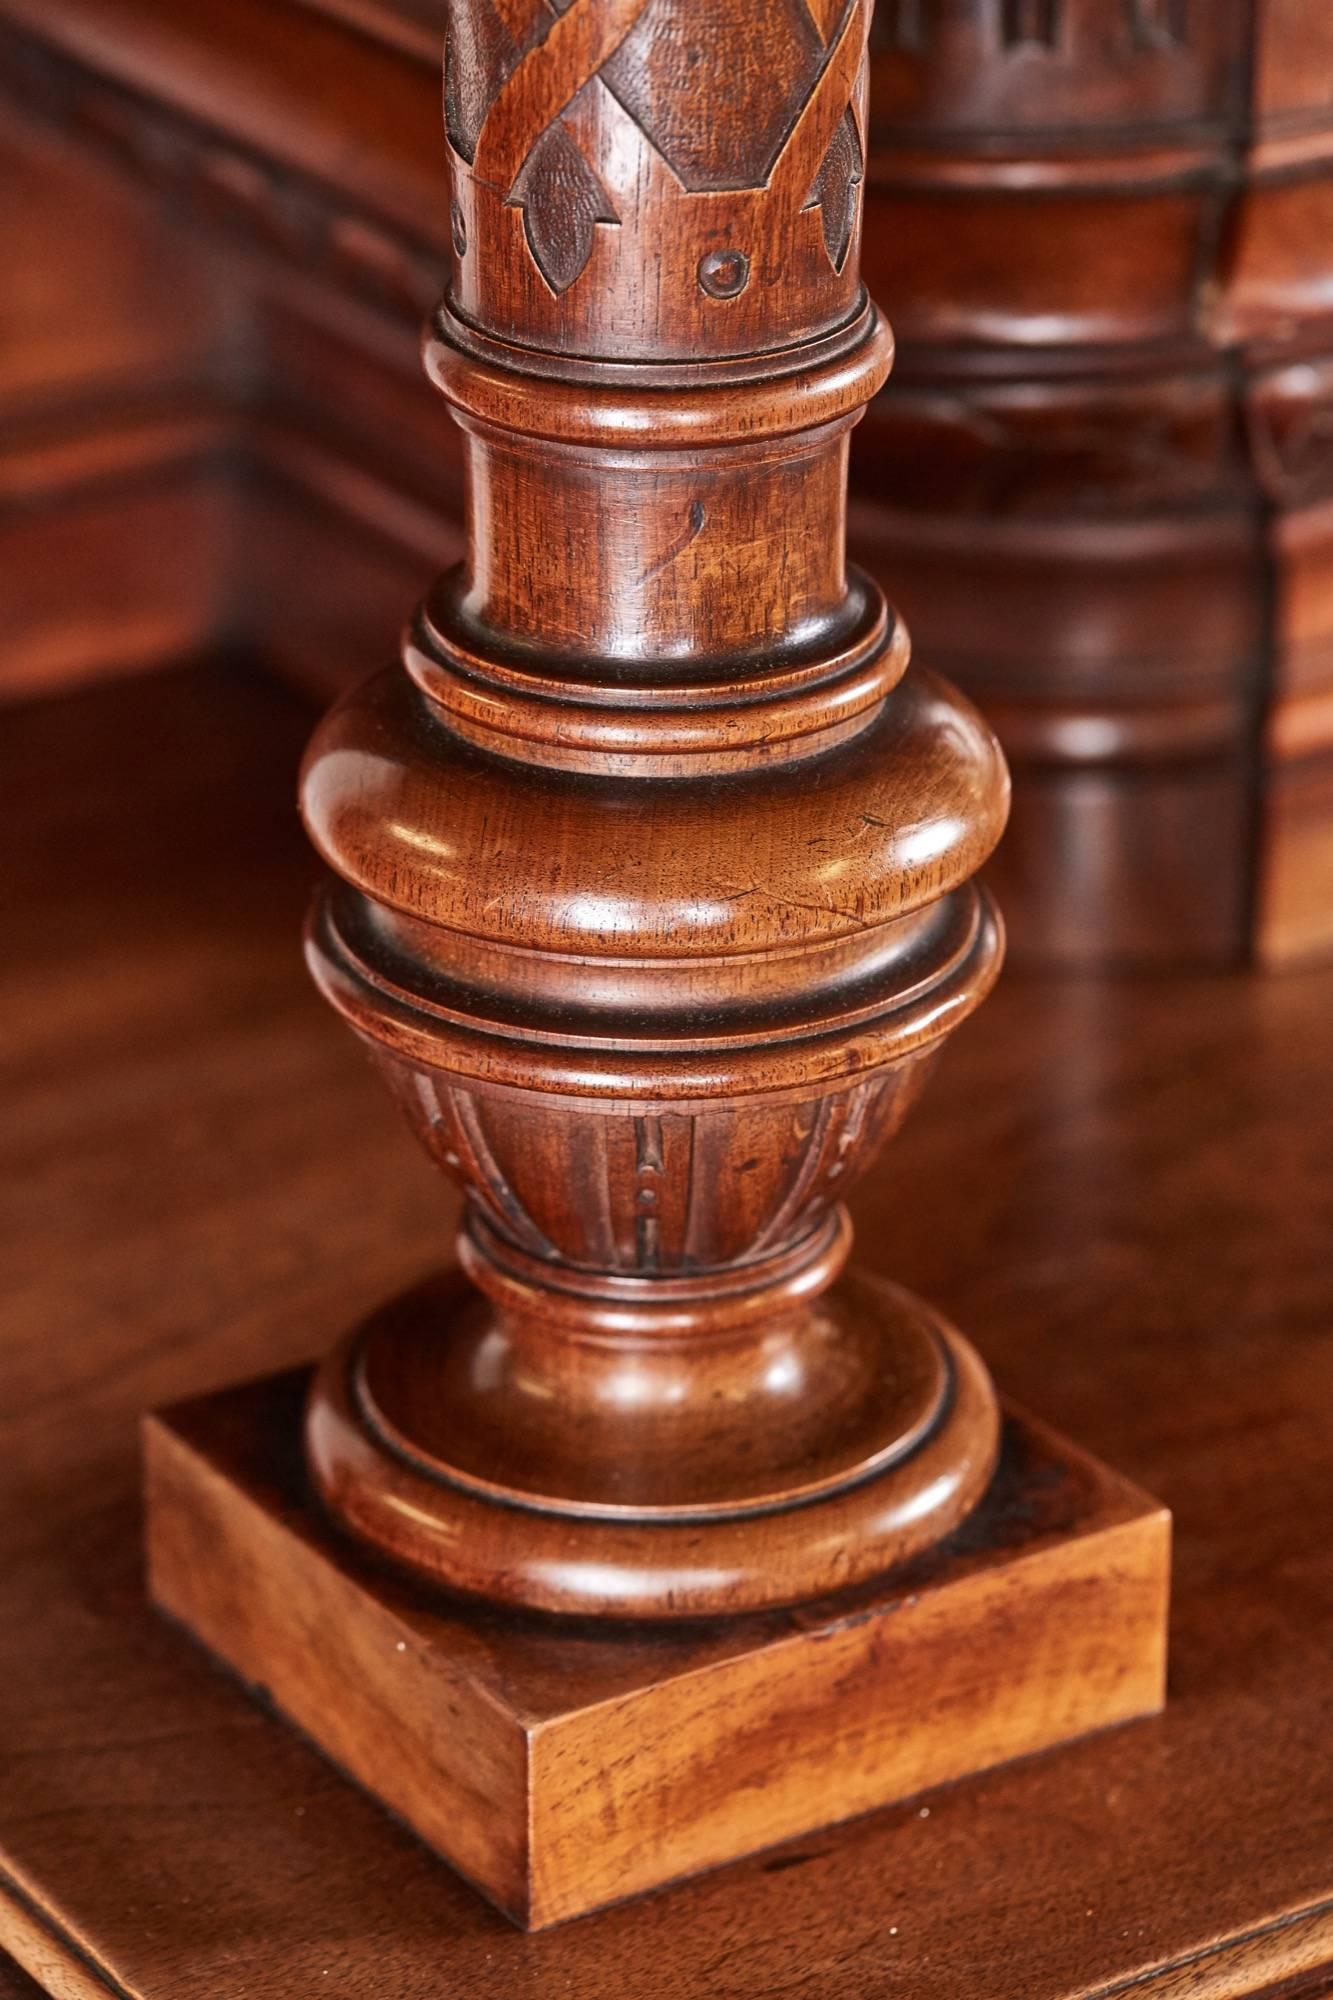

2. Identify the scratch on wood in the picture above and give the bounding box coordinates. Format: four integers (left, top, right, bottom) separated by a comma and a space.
638, 501, 706, 586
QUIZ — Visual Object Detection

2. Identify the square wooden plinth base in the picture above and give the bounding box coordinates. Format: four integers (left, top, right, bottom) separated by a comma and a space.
144, 1371, 1169, 1931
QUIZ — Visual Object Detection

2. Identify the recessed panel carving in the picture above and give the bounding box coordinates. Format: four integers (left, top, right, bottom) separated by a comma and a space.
869, 0, 1231, 139
1002, 0, 1063, 51
871, 0, 1188, 58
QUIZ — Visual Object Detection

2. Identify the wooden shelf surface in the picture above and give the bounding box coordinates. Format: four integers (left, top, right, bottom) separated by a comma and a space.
1, 665, 1331, 1999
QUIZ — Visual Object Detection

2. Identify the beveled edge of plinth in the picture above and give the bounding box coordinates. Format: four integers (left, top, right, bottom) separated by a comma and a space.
143, 1368, 1170, 1931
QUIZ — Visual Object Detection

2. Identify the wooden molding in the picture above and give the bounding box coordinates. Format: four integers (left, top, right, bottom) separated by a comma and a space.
7, 0, 1333, 971
128, 0, 1171, 1930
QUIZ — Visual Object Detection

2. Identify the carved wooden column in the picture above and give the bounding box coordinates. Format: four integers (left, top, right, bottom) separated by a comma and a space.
146, 0, 1171, 1931
298, 0, 1008, 1618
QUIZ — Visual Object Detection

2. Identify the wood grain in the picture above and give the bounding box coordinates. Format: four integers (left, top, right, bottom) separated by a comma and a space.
5, 0, 1333, 964
856, 0, 1291, 969
0, 664, 1329, 1989
147, 1376, 1167, 1928
263, 0, 1017, 1625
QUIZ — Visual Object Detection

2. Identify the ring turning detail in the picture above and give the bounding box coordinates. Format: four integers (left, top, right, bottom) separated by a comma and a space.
297, 0, 1012, 1618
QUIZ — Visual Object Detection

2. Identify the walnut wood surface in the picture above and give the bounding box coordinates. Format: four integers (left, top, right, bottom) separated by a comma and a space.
147, 1381, 1168, 1928
1, 665, 1331, 1993
3, 0, 1333, 967
282, 0, 1013, 1620
857, 0, 1333, 971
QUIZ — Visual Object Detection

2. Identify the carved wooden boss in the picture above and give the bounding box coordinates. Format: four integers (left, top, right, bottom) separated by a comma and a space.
147, 0, 1170, 1930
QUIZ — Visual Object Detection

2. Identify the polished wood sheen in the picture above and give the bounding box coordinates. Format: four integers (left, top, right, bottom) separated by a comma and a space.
5, 1, 1333, 967
0, 109, 235, 700
289, 0, 1014, 1619
0, 667, 1327, 1993
857, 0, 1333, 970
120, 0, 1176, 1927
148, 1381, 1168, 1929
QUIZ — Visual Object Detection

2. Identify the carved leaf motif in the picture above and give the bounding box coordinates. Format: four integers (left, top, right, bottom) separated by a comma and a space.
510, 119, 617, 294
806, 106, 863, 272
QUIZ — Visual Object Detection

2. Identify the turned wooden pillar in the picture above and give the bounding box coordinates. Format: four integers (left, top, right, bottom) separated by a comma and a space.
295, 0, 1009, 1618
146, 4, 1171, 1922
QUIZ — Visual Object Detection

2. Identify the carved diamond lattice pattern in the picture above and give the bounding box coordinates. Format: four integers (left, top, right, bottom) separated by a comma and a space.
445, 0, 545, 162
447, 0, 859, 293
597, 0, 828, 191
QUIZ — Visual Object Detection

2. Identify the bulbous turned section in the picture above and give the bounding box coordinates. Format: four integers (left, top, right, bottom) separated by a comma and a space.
298, 0, 1012, 1617
300, 629, 1009, 1614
